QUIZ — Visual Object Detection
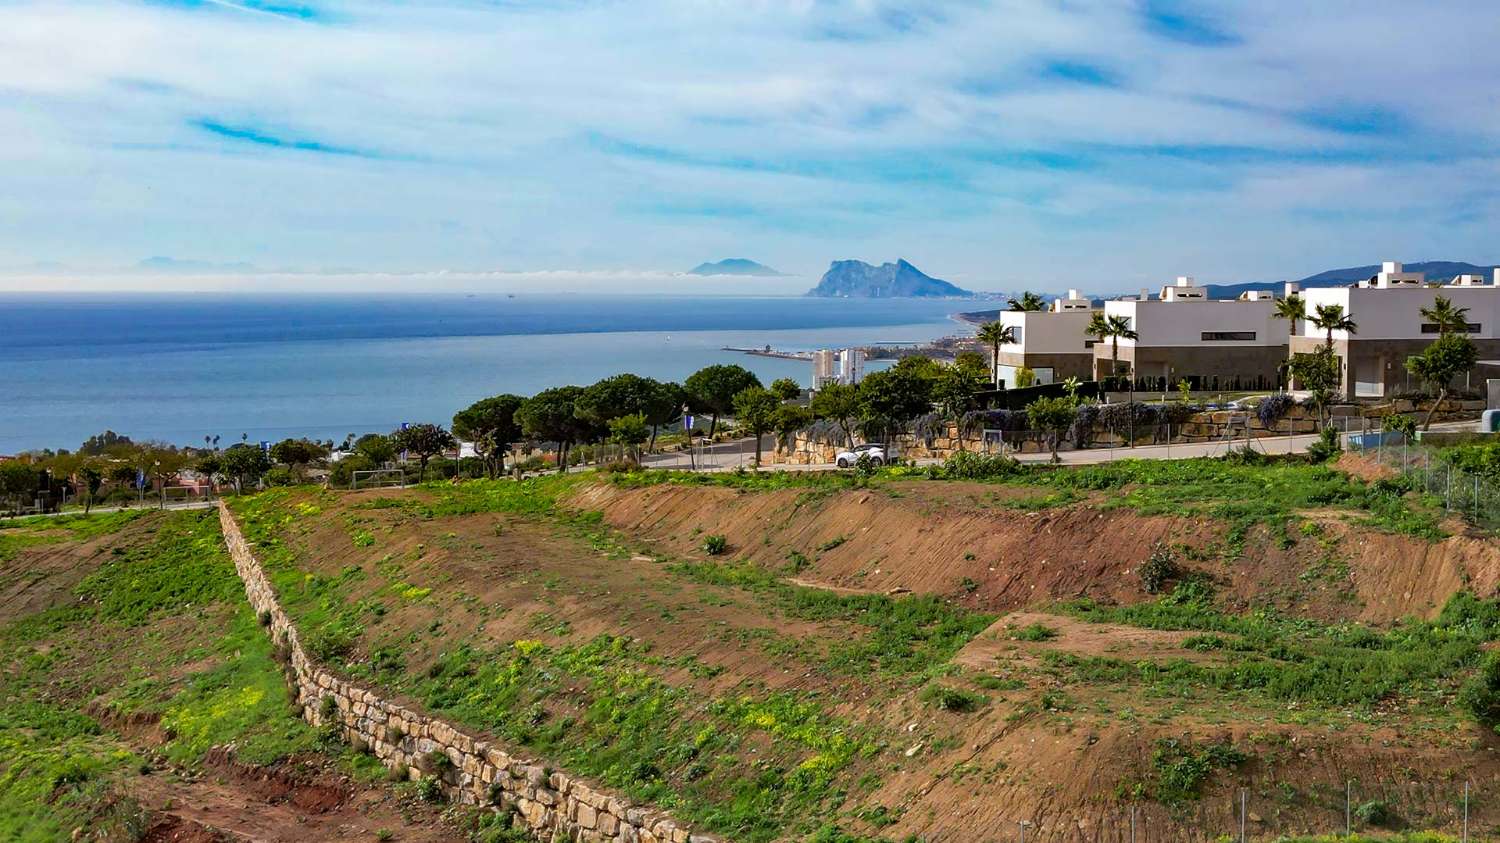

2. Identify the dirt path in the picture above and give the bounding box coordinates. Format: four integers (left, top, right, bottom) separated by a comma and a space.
955, 611, 1229, 669
127, 752, 460, 843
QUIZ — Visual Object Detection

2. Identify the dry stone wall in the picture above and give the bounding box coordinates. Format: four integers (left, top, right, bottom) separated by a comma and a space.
217, 503, 719, 843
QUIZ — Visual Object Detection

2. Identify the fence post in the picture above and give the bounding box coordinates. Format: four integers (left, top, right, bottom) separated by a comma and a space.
1350, 774, 1362, 834
1463, 780, 1470, 843
1239, 787, 1247, 843
1448, 465, 1454, 511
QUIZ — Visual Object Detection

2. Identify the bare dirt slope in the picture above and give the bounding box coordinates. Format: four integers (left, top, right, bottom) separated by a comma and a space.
571, 479, 1500, 623
227, 479, 1500, 842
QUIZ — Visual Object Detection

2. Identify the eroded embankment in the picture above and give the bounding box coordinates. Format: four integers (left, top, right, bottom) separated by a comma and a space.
215, 503, 717, 843
569, 479, 1500, 623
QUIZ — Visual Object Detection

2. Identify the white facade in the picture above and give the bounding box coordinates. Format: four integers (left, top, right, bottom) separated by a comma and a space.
1103, 277, 1286, 349
812, 349, 837, 388
837, 348, 865, 385
997, 289, 1098, 355
1298, 279, 1500, 343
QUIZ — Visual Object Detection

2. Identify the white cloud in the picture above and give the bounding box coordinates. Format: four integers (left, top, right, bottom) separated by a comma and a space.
0, 0, 1497, 289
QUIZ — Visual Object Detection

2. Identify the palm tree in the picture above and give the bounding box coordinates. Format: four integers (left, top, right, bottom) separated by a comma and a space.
1310, 303, 1356, 350
1274, 292, 1304, 340
1084, 313, 1109, 379
975, 321, 1017, 388
1007, 291, 1046, 312
1105, 314, 1137, 382
1421, 295, 1470, 336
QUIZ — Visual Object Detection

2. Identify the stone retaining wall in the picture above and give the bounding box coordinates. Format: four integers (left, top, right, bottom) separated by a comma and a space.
216, 503, 717, 843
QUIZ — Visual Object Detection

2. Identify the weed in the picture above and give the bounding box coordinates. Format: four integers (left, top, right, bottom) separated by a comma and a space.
920, 684, 986, 712
1137, 542, 1178, 594
701, 534, 728, 556
1010, 623, 1057, 642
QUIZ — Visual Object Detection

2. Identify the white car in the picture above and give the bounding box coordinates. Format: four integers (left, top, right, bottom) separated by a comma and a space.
835, 443, 886, 468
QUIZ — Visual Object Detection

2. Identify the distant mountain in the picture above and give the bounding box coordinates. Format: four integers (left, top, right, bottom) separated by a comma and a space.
806, 258, 972, 298
136, 256, 260, 274
687, 258, 783, 276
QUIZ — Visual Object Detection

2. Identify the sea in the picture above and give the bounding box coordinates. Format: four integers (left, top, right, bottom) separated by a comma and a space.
0, 293, 972, 453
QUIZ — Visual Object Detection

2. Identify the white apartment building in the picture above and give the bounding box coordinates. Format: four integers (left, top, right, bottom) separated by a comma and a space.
992, 289, 1098, 387
838, 348, 866, 385
812, 349, 837, 389
1097, 276, 1289, 391
1293, 262, 1500, 397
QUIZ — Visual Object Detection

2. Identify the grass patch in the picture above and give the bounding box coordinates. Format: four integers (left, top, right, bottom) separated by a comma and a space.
1052, 584, 1500, 712
0, 510, 321, 839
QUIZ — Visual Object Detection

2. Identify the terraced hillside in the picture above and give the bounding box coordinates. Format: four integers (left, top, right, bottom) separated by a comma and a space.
0, 510, 472, 842
218, 454, 1500, 842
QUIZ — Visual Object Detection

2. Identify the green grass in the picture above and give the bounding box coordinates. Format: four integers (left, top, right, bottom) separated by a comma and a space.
226, 480, 1001, 841
671, 558, 995, 680
1049, 584, 1500, 713
0, 510, 145, 561
607, 455, 1446, 545
0, 510, 322, 839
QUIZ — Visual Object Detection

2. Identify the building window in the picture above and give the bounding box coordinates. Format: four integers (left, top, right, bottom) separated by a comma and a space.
1200, 331, 1256, 341
1420, 322, 1481, 334
1083, 339, 1098, 349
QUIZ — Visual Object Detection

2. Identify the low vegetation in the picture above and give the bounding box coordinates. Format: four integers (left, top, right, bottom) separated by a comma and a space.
0, 510, 324, 840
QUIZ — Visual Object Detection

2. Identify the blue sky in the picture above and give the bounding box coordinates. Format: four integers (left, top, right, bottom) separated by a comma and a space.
2, 1, 1499, 292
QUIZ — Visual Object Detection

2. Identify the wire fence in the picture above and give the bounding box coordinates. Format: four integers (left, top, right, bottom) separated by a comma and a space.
1349, 426, 1500, 533
1014, 778, 1481, 843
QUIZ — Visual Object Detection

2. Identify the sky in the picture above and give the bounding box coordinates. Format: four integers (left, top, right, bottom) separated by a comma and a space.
3, 1, 1499, 294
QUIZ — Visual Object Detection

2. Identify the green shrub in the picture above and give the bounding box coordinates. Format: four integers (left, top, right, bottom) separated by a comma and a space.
416, 775, 444, 802
1307, 426, 1342, 462
1149, 738, 1248, 804
1355, 799, 1391, 827
1010, 623, 1057, 642
701, 534, 728, 555
937, 450, 1021, 480
920, 684, 986, 712
1138, 542, 1179, 594
1459, 650, 1500, 726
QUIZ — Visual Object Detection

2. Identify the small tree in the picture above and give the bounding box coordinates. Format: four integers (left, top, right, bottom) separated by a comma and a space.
1288, 346, 1340, 426
270, 438, 325, 480
607, 413, 650, 464
684, 364, 761, 438
809, 382, 861, 448
517, 385, 588, 473
219, 444, 273, 494
1406, 332, 1479, 430
1025, 395, 1078, 463
769, 377, 802, 402
1311, 303, 1356, 350
976, 321, 1017, 388
0, 462, 38, 514
452, 394, 524, 478
771, 404, 813, 457
857, 361, 936, 448
354, 433, 397, 465
79, 463, 104, 513
732, 386, 781, 466
391, 423, 458, 482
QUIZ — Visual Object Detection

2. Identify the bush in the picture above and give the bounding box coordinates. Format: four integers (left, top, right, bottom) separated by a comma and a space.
1306, 426, 1342, 462
1354, 799, 1391, 827
701, 534, 728, 555
1385, 414, 1418, 439
1150, 738, 1248, 804
1010, 623, 1057, 642
599, 460, 639, 474
1459, 650, 1500, 726
1256, 394, 1295, 427
416, 775, 444, 803
920, 684, 986, 712
263, 465, 299, 487
1138, 542, 1179, 594
938, 450, 1020, 480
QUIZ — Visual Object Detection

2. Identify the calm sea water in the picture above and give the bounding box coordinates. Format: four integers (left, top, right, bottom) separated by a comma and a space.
0, 294, 970, 452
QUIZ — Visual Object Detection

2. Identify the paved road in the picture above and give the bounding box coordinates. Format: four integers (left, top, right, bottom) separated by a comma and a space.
640, 420, 1476, 472
2, 499, 216, 521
